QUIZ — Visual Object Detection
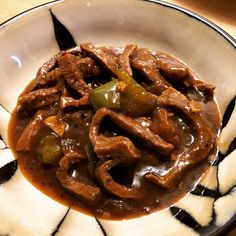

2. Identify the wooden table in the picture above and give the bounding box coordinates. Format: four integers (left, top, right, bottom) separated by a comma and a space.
0, 0, 235, 235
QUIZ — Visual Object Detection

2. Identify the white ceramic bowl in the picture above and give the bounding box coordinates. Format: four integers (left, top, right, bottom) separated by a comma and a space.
0, 0, 235, 235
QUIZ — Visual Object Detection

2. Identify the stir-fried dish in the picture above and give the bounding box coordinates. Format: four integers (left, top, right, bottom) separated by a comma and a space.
8, 43, 220, 219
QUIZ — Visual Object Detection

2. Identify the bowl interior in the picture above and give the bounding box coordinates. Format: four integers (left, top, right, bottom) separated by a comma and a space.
0, 0, 236, 236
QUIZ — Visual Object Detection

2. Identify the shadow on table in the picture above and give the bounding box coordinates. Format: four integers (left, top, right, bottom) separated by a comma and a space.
174, 0, 236, 27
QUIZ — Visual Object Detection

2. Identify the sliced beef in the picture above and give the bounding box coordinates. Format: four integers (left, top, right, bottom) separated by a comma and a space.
56, 78, 90, 109
91, 135, 141, 160
145, 164, 176, 188
119, 44, 137, 76
35, 68, 63, 88
150, 108, 180, 147
158, 87, 216, 163
16, 110, 47, 151
36, 47, 81, 80
89, 109, 141, 159
191, 79, 215, 97
89, 108, 173, 159
135, 117, 152, 130
76, 57, 101, 77
58, 54, 91, 96
80, 43, 120, 76
34, 48, 100, 89
32, 47, 81, 89
57, 153, 101, 204
18, 87, 59, 111
153, 52, 190, 81
60, 95, 90, 109
25, 53, 101, 111
95, 158, 142, 199
131, 48, 170, 94
153, 52, 215, 97
12, 43, 219, 216
61, 111, 91, 155
56, 79, 69, 97
99, 46, 124, 57
145, 87, 216, 188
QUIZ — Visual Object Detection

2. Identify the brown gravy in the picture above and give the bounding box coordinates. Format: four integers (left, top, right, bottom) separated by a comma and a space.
8, 44, 220, 220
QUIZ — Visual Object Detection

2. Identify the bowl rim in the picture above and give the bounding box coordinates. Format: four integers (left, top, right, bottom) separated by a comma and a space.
0, 0, 235, 235
0, 0, 235, 48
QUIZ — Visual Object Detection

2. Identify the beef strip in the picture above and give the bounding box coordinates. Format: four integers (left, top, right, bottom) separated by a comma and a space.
152, 52, 190, 81
99, 46, 124, 57
56, 79, 69, 97
35, 68, 63, 88
190, 79, 215, 97
34, 49, 100, 90
58, 54, 91, 96
61, 110, 92, 156
145, 87, 216, 188
56, 78, 90, 110
60, 95, 90, 109
38, 56, 100, 110
89, 108, 173, 159
75, 57, 101, 77
95, 158, 142, 199
150, 108, 180, 147
29, 47, 81, 90
131, 48, 170, 94
36, 47, 81, 80
135, 117, 152, 130
89, 109, 141, 159
152, 52, 215, 97
92, 135, 141, 160
80, 43, 120, 77
57, 153, 101, 204
18, 87, 59, 111
158, 87, 216, 164
119, 44, 137, 76
16, 110, 47, 151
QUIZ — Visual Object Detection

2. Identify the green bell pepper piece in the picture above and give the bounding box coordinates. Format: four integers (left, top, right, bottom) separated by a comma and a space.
116, 70, 157, 117
89, 79, 120, 110
38, 134, 62, 164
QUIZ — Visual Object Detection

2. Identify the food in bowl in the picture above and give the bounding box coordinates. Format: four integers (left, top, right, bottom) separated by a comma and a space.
8, 43, 220, 219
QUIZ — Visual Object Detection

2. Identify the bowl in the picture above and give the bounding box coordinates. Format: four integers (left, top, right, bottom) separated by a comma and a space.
0, 0, 236, 235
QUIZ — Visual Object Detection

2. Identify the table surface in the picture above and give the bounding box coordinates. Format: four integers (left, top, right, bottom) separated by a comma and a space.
0, 1, 235, 236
